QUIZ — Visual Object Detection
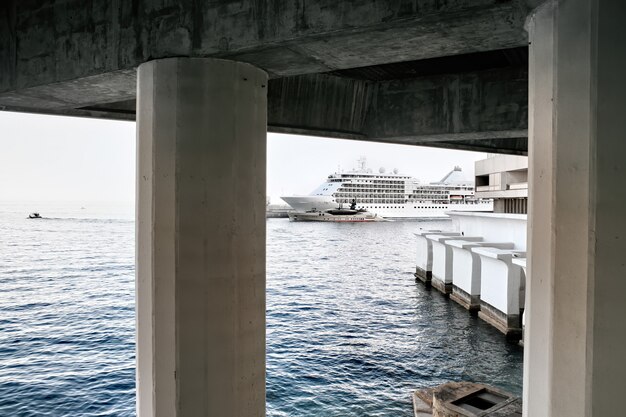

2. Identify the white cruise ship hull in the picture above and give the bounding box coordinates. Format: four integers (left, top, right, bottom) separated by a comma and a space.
366, 202, 493, 219
280, 196, 337, 212
281, 196, 492, 219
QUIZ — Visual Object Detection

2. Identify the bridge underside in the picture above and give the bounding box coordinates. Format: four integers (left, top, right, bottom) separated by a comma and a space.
0, 0, 529, 154
3, 2, 626, 417
0, 48, 528, 154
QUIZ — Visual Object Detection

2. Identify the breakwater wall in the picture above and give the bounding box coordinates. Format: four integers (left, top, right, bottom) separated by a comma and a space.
415, 213, 527, 340
266, 204, 295, 218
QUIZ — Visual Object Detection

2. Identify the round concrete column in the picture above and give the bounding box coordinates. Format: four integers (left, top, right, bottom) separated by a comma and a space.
136, 58, 267, 417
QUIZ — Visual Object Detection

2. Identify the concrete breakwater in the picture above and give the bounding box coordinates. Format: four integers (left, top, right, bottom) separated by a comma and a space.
266, 204, 295, 218
415, 213, 527, 340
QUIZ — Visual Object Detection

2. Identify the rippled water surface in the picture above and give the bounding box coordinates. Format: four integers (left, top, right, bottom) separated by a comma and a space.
0, 203, 523, 416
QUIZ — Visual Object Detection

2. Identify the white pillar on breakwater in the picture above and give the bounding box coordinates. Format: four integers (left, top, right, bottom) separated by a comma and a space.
427, 235, 482, 294
512, 257, 527, 344
471, 248, 525, 339
414, 231, 460, 285
446, 240, 514, 312
136, 58, 267, 417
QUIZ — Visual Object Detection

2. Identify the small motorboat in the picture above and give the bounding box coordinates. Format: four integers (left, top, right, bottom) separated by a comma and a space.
324, 199, 363, 216
28, 212, 42, 219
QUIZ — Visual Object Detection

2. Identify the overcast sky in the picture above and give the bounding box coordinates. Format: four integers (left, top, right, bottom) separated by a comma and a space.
0, 112, 487, 204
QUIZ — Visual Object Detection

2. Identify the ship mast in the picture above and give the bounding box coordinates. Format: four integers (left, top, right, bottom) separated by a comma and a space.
357, 156, 367, 172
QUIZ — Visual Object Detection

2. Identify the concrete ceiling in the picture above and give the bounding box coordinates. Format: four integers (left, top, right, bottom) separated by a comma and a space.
0, 0, 530, 154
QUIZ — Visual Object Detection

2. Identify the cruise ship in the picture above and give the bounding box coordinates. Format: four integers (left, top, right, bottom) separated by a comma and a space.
281, 159, 492, 219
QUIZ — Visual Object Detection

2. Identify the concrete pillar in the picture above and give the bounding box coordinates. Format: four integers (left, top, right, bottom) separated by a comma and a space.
525, 1, 626, 416
136, 58, 267, 417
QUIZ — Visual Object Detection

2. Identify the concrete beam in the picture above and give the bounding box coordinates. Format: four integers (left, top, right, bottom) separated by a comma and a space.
415, 137, 528, 156
0, 0, 527, 94
0, 69, 137, 111
267, 73, 373, 139
0, 2, 15, 95
363, 67, 528, 144
0, 1, 529, 153
0, 65, 528, 154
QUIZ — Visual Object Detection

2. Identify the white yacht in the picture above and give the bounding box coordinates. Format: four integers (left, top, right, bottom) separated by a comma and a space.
281, 159, 493, 219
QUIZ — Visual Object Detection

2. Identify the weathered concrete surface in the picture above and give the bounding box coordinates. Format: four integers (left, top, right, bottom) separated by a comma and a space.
0, 70, 138, 111
413, 382, 522, 417
524, 1, 626, 416
0, 1, 529, 153
136, 58, 266, 417
414, 266, 432, 286
413, 387, 436, 417
363, 66, 528, 145
0, 65, 528, 154
478, 302, 522, 340
0, 0, 528, 92
450, 287, 481, 312
268, 73, 373, 139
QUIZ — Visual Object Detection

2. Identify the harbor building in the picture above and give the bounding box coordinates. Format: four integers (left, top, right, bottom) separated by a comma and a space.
475, 155, 529, 214
1, 1, 625, 416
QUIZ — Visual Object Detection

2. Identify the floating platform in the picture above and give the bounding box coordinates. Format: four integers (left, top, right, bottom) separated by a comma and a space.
412, 382, 522, 417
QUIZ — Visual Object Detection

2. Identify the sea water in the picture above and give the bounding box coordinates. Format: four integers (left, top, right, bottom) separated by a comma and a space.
0, 203, 523, 416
